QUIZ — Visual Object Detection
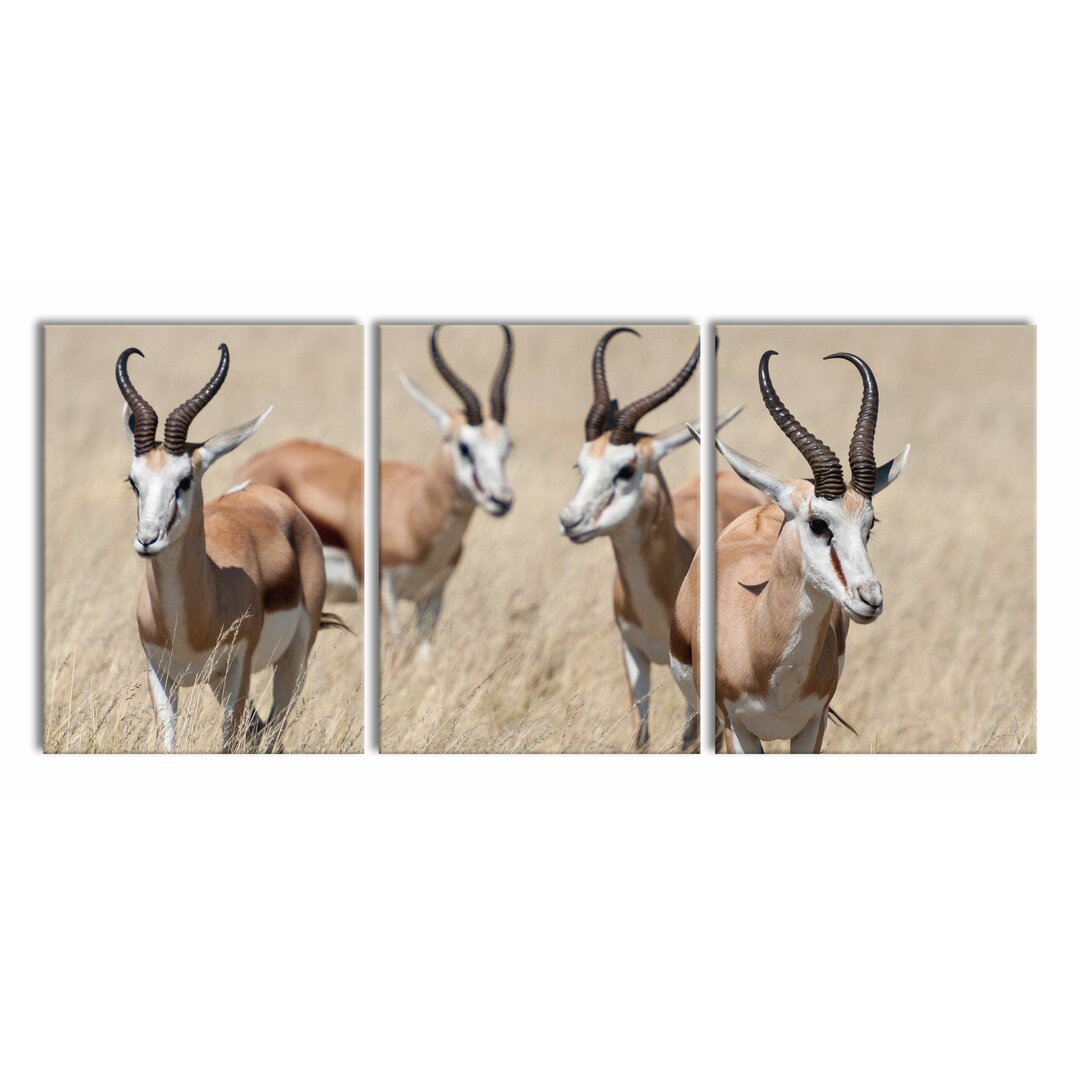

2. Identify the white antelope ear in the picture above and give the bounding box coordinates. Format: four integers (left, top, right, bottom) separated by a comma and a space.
715, 404, 744, 434
654, 406, 744, 461
716, 439, 796, 515
122, 403, 137, 450
651, 423, 697, 461
399, 370, 452, 435
196, 407, 273, 471
873, 444, 910, 495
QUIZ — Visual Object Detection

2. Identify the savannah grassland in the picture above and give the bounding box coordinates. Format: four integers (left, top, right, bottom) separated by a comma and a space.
380, 324, 709, 753
717, 324, 1035, 753
380, 324, 1035, 754
44, 325, 364, 753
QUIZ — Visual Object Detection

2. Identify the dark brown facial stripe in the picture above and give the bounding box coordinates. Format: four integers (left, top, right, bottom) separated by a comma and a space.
830, 545, 847, 588
592, 489, 615, 524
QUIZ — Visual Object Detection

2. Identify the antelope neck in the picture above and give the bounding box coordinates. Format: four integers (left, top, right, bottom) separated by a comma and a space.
754, 516, 834, 685
411, 445, 476, 540
144, 491, 216, 647
610, 471, 692, 615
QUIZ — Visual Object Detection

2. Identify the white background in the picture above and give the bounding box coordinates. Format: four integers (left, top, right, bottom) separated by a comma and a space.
3, 2, 1074, 1078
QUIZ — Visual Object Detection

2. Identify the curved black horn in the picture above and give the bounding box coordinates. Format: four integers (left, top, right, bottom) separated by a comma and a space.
116, 348, 158, 455
609, 336, 700, 446
430, 326, 483, 426
489, 325, 514, 424
825, 352, 879, 499
163, 343, 230, 455
758, 350, 844, 500
585, 327, 639, 440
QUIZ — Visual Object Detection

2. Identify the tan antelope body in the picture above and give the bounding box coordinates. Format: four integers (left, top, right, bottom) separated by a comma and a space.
559, 328, 765, 750
118, 344, 336, 753
670, 350, 910, 753
240, 325, 515, 659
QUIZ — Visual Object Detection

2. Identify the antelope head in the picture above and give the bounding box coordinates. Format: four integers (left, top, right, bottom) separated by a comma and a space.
117, 344, 270, 557
559, 328, 712, 543
399, 325, 515, 517
717, 350, 910, 623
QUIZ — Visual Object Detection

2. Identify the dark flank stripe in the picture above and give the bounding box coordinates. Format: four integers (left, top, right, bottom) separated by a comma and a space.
670, 625, 693, 665
264, 576, 301, 613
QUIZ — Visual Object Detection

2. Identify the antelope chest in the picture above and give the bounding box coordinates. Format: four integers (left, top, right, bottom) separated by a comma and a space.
144, 605, 304, 686
389, 514, 468, 601
724, 689, 827, 743
617, 617, 671, 666
615, 557, 673, 663
722, 613, 840, 742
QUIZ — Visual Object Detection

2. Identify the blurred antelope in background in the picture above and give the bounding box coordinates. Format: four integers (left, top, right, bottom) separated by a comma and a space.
558, 328, 765, 750
118, 344, 341, 753
240, 324, 514, 660
670, 350, 909, 753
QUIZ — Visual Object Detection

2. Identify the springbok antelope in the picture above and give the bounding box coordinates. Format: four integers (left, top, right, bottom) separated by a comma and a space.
239, 324, 514, 659
669, 350, 910, 753
558, 327, 766, 750
118, 343, 338, 753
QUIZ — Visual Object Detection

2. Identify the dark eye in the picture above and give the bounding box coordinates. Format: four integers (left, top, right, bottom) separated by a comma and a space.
127, 478, 139, 496
459, 442, 473, 463
809, 517, 832, 540
177, 477, 192, 493
615, 465, 636, 483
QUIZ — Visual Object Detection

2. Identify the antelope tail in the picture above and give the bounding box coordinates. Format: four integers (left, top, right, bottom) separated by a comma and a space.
319, 612, 355, 635
827, 706, 858, 736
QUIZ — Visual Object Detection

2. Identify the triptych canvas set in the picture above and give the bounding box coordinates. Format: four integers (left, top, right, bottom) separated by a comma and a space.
43, 323, 1035, 754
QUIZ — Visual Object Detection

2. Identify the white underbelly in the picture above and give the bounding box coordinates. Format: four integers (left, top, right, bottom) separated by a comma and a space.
252, 605, 304, 669
669, 655, 699, 711
324, 546, 360, 603
725, 691, 827, 742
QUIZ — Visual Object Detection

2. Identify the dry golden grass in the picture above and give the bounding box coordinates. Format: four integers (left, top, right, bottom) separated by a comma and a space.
44, 323, 1034, 754
716, 325, 1035, 753
43, 324, 364, 753
379, 323, 1035, 754
379, 324, 704, 753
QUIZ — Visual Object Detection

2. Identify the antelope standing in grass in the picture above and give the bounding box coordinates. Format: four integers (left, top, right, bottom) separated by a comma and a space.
240, 324, 514, 660
118, 344, 339, 753
558, 328, 765, 750
670, 350, 910, 753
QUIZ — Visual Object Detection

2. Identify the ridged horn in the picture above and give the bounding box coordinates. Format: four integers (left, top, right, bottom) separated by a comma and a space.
163, 343, 230, 455
430, 326, 483, 426
584, 327, 638, 440
825, 352, 879, 499
758, 350, 845, 500
609, 336, 700, 446
115, 347, 158, 456
489, 325, 514, 424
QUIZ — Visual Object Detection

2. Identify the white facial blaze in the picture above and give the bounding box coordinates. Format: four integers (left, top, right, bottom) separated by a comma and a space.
715, 431, 908, 626
558, 441, 642, 542
799, 493, 882, 623
128, 453, 197, 556
122, 407, 269, 558
452, 422, 514, 517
